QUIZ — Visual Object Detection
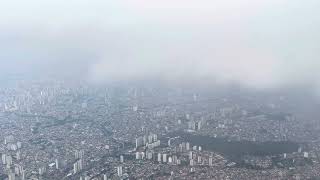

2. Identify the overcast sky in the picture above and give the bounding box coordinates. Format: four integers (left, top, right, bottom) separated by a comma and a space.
0, 0, 319, 89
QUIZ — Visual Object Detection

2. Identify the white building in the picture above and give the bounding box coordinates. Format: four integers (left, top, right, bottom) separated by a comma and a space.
117, 166, 123, 177
163, 154, 167, 163
157, 153, 162, 162
209, 157, 213, 166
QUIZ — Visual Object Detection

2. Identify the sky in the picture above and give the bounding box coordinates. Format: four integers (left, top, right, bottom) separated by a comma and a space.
0, 0, 319, 89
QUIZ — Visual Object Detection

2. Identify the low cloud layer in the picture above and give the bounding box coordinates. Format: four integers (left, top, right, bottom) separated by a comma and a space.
0, 0, 319, 89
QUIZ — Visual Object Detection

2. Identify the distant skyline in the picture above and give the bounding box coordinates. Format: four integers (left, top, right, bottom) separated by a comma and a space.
0, 0, 319, 90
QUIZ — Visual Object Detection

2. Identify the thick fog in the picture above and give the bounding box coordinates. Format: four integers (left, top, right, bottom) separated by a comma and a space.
0, 0, 319, 89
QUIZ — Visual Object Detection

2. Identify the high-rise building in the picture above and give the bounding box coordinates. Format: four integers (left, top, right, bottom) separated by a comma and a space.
16, 151, 21, 160
172, 156, 178, 165
117, 166, 123, 177
39, 166, 46, 176
73, 163, 78, 174
135, 137, 144, 149
21, 170, 25, 180
146, 151, 153, 160
188, 121, 196, 130
157, 153, 162, 162
80, 150, 84, 159
6, 155, 12, 168
75, 150, 85, 159
179, 144, 183, 152
8, 172, 15, 180
103, 174, 108, 180
153, 134, 158, 142
156, 140, 160, 146
148, 135, 153, 144
190, 159, 194, 166
2, 154, 6, 165
78, 159, 83, 170
143, 136, 147, 145
197, 156, 202, 164
120, 155, 124, 163
163, 154, 167, 163
4, 136, 14, 145
193, 146, 197, 151
14, 165, 23, 176
136, 152, 141, 160
189, 152, 193, 160
209, 157, 213, 166
194, 121, 201, 131
135, 138, 139, 149
186, 142, 190, 151
181, 142, 186, 150
14, 166, 20, 176
73, 159, 84, 174
55, 159, 59, 169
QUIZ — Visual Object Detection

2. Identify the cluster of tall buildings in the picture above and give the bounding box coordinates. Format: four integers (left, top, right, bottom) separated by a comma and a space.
188, 120, 202, 131
1, 135, 27, 180
75, 150, 85, 159
117, 166, 123, 177
135, 152, 146, 160
136, 150, 184, 165
73, 159, 84, 174
2, 154, 13, 168
189, 152, 212, 167
135, 133, 159, 149
38, 166, 47, 176
176, 142, 191, 152
74, 150, 85, 174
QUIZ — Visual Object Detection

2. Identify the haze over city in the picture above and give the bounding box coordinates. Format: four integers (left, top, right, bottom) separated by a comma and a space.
1, 0, 320, 89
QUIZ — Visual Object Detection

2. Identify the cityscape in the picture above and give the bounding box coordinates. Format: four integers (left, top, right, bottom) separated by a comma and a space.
0, 79, 320, 180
